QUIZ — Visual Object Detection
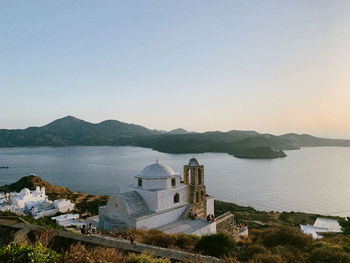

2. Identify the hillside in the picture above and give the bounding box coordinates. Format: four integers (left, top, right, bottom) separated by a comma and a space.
0, 116, 350, 159
0, 116, 160, 147
1, 176, 350, 262
0, 175, 108, 216
168, 128, 193, 134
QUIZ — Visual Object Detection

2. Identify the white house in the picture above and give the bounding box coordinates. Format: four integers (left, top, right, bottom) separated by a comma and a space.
54, 199, 75, 213
301, 217, 342, 239
0, 185, 74, 219
98, 158, 216, 236
52, 214, 83, 228
12, 186, 47, 209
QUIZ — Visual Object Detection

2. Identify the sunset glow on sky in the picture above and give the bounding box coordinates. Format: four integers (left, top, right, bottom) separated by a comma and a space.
1, 1, 349, 138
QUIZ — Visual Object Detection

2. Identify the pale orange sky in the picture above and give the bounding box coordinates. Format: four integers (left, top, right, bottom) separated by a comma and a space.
1, 1, 350, 139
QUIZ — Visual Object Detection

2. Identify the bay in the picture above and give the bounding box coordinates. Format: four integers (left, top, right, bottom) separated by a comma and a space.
0, 146, 349, 217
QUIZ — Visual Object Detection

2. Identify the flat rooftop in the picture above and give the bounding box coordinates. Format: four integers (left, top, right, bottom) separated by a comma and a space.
158, 218, 213, 235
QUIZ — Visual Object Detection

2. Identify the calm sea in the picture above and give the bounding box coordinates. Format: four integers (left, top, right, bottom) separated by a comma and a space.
0, 146, 349, 217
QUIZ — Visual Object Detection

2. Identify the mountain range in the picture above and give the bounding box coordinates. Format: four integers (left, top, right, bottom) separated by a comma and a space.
1, 116, 350, 159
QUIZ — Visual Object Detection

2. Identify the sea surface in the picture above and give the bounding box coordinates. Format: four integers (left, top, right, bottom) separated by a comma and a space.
0, 146, 349, 217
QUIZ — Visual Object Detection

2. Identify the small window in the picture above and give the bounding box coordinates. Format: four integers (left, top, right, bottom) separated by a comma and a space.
171, 178, 176, 187
138, 178, 142, 187
198, 169, 202, 185
201, 191, 204, 201
174, 193, 180, 203
196, 192, 199, 203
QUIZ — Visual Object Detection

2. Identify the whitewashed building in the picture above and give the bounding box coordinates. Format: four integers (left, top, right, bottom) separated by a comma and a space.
98, 158, 216, 236
52, 214, 83, 228
301, 217, 342, 239
54, 199, 75, 213
0, 185, 74, 218
12, 186, 47, 209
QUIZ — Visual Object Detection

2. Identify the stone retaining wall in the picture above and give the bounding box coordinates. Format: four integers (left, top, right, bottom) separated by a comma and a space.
0, 220, 220, 262
216, 212, 236, 235
216, 212, 248, 239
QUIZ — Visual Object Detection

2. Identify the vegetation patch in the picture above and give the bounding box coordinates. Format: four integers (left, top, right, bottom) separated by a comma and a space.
0, 242, 60, 263
194, 233, 236, 258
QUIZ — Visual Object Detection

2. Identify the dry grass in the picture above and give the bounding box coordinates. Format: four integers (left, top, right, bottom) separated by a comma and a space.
60, 242, 125, 263
106, 228, 200, 252
30, 228, 58, 247
60, 243, 175, 263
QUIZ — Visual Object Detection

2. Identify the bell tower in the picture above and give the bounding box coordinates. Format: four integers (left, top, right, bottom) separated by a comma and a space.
183, 158, 207, 218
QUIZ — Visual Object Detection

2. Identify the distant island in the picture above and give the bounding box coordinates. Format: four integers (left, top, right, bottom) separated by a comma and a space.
0, 116, 350, 159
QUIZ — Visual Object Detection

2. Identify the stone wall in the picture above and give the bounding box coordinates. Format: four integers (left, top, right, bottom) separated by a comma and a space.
216, 212, 248, 239
0, 219, 220, 263
216, 212, 236, 235
184, 164, 207, 218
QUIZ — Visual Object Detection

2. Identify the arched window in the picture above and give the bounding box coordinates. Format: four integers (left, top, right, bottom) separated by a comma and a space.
198, 169, 202, 185
138, 178, 142, 187
174, 193, 180, 203
196, 192, 199, 203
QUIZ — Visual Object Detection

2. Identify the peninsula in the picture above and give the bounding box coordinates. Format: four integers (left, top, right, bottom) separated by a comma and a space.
1, 116, 350, 159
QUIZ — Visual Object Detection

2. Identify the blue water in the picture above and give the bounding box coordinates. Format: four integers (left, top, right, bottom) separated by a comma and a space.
0, 146, 349, 217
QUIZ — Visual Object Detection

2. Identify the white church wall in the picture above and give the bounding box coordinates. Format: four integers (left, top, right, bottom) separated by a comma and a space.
134, 176, 182, 191
136, 205, 187, 229
192, 222, 217, 236
129, 182, 189, 212
98, 206, 106, 230
206, 196, 214, 216
137, 178, 169, 190
99, 196, 136, 231
132, 188, 158, 212
156, 185, 189, 211
175, 177, 181, 186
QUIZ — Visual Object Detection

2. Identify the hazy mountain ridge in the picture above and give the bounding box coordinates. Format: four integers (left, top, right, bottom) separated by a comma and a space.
0, 116, 349, 158
168, 128, 191, 134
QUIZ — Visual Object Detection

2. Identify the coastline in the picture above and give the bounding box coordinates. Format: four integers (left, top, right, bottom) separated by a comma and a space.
0, 175, 347, 231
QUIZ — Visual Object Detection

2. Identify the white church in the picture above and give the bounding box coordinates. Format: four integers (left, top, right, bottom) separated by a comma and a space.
98, 158, 216, 236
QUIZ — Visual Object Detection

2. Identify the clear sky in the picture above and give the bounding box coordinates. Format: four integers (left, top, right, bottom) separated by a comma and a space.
1, 1, 349, 138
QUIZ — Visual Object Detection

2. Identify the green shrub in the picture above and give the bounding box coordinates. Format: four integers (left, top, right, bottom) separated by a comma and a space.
0, 227, 17, 246
126, 252, 170, 263
194, 233, 235, 258
339, 219, 350, 235
309, 247, 350, 263
0, 242, 60, 263
25, 216, 63, 230
0, 211, 62, 230
342, 245, 350, 253
261, 226, 312, 249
